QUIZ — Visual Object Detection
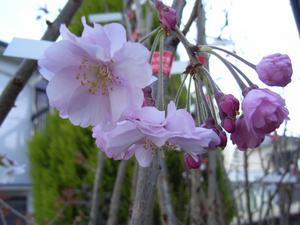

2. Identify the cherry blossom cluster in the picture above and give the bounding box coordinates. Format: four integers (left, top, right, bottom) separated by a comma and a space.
38, 1, 292, 169
38, 17, 222, 168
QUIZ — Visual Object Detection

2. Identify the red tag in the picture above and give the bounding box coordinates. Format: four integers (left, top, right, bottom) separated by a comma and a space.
151, 51, 174, 77
196, 55, 206, 65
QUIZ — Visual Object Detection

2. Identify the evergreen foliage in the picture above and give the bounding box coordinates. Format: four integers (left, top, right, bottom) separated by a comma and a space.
29, 113, 135, 224
28, 114, 98, 224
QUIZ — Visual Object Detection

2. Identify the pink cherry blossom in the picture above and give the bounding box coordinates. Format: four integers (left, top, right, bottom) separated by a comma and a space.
93, 106, 170, 167
231, 116, 265, 150
256, 53, 292, 87
156, 1, 177, 30
166, 102, 221, 154
93, 102, 220, 167
242, 88, 289, 135
39, 18, 155, 128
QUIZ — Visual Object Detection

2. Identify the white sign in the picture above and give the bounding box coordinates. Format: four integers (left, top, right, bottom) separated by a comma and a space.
88, 12, 122, 23
3, 38, 187, 75
4, 38, 52, 60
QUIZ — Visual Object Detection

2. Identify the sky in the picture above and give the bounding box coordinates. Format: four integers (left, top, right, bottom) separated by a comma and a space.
0, 0, 299, 136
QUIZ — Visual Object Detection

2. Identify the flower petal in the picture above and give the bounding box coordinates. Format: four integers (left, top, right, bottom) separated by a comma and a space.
67, 86, 110, 127
46, 67, 80, 117
112, 42, 154, 88
109, 86, 130, 123
93, 121, 144, 159
104, 23, 127, 56
39, 40, 84, 80
134, 145, 153, 167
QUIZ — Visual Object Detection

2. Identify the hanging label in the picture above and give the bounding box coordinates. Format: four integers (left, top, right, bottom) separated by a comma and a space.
196, 55, 206, 65
151, 51, 174, 77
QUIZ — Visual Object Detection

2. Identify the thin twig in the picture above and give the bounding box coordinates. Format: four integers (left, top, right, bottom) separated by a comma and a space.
0, 199, 36, 225
0, 207, 7, 225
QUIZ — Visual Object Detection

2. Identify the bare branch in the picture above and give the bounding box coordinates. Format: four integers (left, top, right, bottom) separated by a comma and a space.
107, 161, 129, 225
0, 0, 83, 126
88, 151, 105, 225
0, 198, 36, 225
157, 151, 178, 225
129, 153, 160, 225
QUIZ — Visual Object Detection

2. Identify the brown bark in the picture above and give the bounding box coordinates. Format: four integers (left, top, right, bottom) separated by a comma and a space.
129, 153, 161, 225
207, 151, 217, 225
157, 152, 178, 225
0, 0, 83, 126
107, 160, 129, 225
89, 151, 105, 225
243, 152, 253, 225
190, 170, 205, 225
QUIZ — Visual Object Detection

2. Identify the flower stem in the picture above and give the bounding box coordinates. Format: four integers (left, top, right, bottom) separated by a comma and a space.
149, 29, 163, 63
203, 45, 256, 69
139, 27, 161, 43
201, 67, 220, 95
208, 50, 247, 91
174, 74, 188, 107
157, 33, 165, 110
195, 76, 212, 118
174, 26, 198, 64
186, 75, 192, 112
228, 62, 255, 87
194, 80, 205, 125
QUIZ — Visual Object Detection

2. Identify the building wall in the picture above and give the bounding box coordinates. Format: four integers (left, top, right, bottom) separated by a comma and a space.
0, 47, 35, 221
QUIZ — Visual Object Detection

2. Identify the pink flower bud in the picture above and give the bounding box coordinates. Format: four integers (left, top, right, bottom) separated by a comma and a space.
156, 1, 177, 30
216, 93, 239, 117
218, 131, 227, 149
222, 117, 236, 133
202, 118, 227, 149
184, 153, 202, 169
242, 88, 289, 135
256, 53, 292, 87
231, 116, 265, 150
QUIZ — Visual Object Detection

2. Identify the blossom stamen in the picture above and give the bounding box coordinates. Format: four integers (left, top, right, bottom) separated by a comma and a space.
76, 59, 115, 95
143, 139, 157, 152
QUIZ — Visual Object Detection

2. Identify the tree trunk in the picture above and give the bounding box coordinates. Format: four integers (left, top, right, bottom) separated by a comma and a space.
89, 151, 105, 225
107, 161, 129, 225
243, 152, 253, 225
207, 151, 217, 225
129, 153, 160, 225
157, 152, 178, 225
190, 170, 205, 225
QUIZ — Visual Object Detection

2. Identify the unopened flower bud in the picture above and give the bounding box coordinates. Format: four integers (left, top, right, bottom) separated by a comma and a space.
202, 117, 227, 149
216, 93, 239, 117
242, 88, 289, 135
184, 153, 202, 169
256, 53, 292, 87
156, 1, 177, 30
222, 117, 236, 133
218, 131, 227, 149
231, 116, 265, 150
